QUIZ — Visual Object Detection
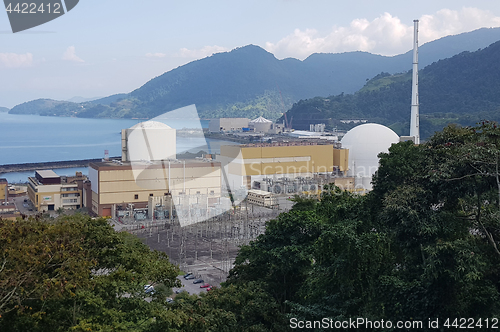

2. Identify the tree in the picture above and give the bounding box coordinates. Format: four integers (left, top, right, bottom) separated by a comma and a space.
0, 214, 180, 331
226, 123, 500, 330
227, 210, 323, 313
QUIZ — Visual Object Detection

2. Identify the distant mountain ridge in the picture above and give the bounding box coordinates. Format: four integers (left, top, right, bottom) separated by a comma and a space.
9, 27, 500, 120
0, 107, 9, 112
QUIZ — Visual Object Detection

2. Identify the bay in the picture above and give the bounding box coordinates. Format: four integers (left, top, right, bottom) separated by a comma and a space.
0, 113, 236, 183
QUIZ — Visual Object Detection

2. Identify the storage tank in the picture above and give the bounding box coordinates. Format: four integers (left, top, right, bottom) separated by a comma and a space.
249, 116, 273, 133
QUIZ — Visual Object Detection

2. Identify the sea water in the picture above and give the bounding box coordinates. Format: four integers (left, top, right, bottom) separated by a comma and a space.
0, 113, 235, 183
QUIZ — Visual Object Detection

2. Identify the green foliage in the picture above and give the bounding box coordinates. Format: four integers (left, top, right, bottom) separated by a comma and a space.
0, 214, 180, 331
225, 122, 500, 330
148, 283, 286, 332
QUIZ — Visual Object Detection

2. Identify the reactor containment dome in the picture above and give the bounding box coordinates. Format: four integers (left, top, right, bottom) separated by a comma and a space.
341, 123, 399, 191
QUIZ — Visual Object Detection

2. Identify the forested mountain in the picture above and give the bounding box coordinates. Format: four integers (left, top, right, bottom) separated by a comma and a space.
9, 27, 500, 120
284, 39, 500, 138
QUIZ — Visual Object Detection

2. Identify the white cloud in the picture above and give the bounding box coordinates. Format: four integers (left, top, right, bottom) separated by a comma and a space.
176, 45, 229, 59
62, 46, 84, 63
145, 52, 167, 58
265, 7, 500, 59
0, 52, 34, 68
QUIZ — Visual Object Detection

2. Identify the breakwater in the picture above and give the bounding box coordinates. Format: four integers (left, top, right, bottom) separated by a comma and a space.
0, 158, 118, 174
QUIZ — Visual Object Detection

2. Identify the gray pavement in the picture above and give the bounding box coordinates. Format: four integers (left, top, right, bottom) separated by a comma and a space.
172, 275, 208, 295
12, 195, 36, 215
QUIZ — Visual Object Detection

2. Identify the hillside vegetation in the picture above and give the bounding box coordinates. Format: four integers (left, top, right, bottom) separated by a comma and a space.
283, 39, 500, 138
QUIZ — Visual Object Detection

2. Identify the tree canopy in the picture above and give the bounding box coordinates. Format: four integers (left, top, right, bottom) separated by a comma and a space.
225, 122, 500, 330
0, 215, 180, 331
3, 122, 500, 331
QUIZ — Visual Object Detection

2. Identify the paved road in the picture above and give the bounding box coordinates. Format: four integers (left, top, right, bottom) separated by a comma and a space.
12, 195, 35, 215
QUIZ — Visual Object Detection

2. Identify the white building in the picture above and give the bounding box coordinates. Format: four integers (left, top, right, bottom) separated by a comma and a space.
208, 118, 250, 132
341, 123, 399, 191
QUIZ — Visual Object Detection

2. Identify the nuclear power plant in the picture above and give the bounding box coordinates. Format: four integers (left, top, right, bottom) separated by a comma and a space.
80, 20, 422, 225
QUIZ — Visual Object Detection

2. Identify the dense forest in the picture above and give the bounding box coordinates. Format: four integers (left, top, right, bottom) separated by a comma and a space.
282, 40, 500, 138
2, 122, 500, 331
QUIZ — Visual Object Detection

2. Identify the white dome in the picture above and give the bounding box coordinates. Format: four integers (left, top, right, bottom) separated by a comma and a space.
250, 116, 272, 123
130, 121, 172, 130
341, 123, 399, 179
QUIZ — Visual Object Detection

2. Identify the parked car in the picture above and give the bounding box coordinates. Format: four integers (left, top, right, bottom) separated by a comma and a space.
200, 283, 210, 288
175, 289, 189, 294
183, 272, 193, 279
193, 279, 204, 284
144, 284, 155, 294
185, 275, 195, 280
166, 297, 174, 304
206, 287, 212, 291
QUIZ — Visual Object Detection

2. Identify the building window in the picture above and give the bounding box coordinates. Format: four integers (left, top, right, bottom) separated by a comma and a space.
196, 191, 201, 194
149, 193, 153, 197
210, 190, 215, 195
134, 194, 138, 199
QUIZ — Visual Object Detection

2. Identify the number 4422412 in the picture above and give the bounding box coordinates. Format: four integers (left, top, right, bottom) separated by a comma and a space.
5, 2, 62, 14
443, 318, 498, 329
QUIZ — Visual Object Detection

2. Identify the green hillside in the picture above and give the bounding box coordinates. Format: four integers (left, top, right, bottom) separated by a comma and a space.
283, 40, 500, 139
10, 27, 500, 120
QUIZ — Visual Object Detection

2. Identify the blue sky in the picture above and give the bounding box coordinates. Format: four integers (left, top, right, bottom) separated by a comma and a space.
1, 0, 500, 108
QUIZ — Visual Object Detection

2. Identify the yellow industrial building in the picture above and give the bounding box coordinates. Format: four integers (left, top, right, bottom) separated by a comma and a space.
216, 142, 349, 189
0, 178, 7, 202
27, 170, 84, 212
86, 159, 222, 217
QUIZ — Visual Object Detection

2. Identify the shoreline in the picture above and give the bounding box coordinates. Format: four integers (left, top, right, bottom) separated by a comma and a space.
0, 149, 216, 174
0, 158, 116, 174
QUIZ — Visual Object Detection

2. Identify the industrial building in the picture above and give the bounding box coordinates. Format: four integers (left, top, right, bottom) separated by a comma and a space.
0, 178, 7, 202
85, 159, 222, 219
209, 118, 250, 132
216, 142, 349, 192
208, 117, 284, 134
86, 118, 225, 226
246, 189, 276, 207
27, 170, 85, 212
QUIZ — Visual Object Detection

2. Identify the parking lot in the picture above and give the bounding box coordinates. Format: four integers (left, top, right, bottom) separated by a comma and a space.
172, 275, 209, 295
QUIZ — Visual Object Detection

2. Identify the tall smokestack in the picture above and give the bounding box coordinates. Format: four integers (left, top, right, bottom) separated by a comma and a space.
410, 19, 420, 144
